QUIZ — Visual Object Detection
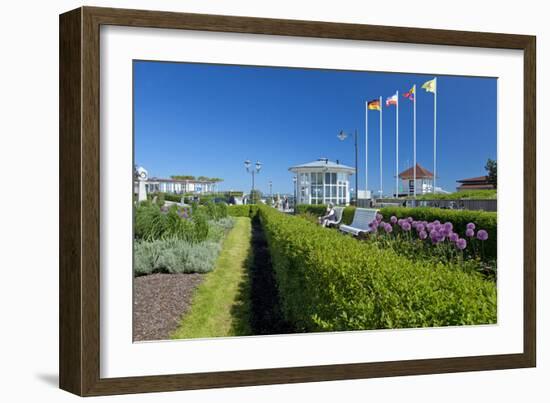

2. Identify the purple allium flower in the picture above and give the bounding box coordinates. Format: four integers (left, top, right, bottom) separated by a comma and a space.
398, 218, 404, 226
449, 232, 459, 242
416, 223, 425, 232
466, 222, 476, 230
384, 223, 393, 233
456, 238, 467, 250
429, 229, 438, 240
444, 222, 453, 232
402, 221, 412, 231
476, 229, 489, 241
426, 223, 434, 232
433, 220, 441, 226
390, 216, 398, 224
407, 216, 414, 223
419, 230, 428, 240
376, 213, 383, 222
465, 228, 475, 237
370, 220, 379, 229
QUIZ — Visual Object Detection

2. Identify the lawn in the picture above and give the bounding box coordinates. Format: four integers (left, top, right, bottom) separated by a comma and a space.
171, 216, 253, 339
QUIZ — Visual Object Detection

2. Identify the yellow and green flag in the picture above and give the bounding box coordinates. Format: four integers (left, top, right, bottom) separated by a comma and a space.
421, 78, 436, 93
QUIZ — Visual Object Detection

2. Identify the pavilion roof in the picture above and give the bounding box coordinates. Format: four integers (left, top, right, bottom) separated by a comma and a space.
398, 163, 434, 179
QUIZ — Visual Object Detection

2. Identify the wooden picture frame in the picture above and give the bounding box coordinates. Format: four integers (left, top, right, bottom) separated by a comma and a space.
59, 6, 536, 396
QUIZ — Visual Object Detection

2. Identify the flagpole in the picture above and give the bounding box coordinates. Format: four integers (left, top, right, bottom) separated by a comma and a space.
433, 78, 437, 193
365, 101, 368, 198
413, 84, 417, 198
379, 95, 383, 198
395, 91, 399, 198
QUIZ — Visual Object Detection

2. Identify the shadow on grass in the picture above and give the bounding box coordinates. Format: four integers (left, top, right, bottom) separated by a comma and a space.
230, 215, 294, 336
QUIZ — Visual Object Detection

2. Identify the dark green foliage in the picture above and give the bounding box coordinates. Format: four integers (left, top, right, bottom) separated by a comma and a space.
379, 206, 497, 259
258, 205, 496, 332
485, 158, 497, 188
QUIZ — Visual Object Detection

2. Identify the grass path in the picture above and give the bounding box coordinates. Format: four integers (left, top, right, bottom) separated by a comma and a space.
171, 217, 252, 339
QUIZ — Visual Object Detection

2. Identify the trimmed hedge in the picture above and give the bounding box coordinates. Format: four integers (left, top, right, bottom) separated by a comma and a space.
227, 204, 259, 218
379, 206, 497, 259
258, 205, 496, 332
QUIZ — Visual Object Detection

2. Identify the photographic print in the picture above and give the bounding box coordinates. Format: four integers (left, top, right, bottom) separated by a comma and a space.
132, 60, 497, 342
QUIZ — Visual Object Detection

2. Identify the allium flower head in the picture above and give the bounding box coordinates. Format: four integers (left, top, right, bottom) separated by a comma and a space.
402, 221, 411, 231
390, 216, 398, 224
476, 229, 489, 241
456, 238, 467, 250
466, 222, 476, 230
433, 220, 441, 226
376, 213, 383, 222
416, 223, 425, 232
384, 223, 393, 233
443, 222, 453, 231
465, 228, 475, 237
419, 230, 428, 240
407, 217, 414, 223
449, 232, 459, 242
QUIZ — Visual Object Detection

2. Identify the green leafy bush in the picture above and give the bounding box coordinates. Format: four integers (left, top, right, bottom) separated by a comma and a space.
135, 204, 209, 243
379, 206, 497, 259
258, 205, 496, 332
134, 239, 221, 275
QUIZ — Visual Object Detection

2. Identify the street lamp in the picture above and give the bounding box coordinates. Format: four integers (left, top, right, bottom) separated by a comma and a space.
244, 159, 262, 204
269, 180, 272, 196
338, 129, 359, 204
293, 176, 297, 214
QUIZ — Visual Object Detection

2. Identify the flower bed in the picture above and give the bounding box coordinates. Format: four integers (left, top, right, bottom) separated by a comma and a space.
296, 204, 497, 259
134, 201, 234, 276
258, 205, 496, 332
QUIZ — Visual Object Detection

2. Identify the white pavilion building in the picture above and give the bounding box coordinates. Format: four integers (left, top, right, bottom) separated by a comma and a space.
289, 158, 355, 205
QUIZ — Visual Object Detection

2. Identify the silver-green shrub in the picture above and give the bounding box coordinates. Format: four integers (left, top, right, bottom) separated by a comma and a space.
134, 239, 222, 276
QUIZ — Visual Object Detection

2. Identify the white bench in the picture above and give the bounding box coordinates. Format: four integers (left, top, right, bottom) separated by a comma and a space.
339, 208, 378, 236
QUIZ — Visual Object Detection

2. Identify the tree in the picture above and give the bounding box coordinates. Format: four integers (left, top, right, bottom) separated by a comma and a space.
485, 158, 497, 188
249, 189, 262, 204
170, 174, 195, 180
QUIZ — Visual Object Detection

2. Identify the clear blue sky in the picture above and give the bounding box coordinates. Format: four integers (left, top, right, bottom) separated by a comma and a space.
134, 60, 496, 195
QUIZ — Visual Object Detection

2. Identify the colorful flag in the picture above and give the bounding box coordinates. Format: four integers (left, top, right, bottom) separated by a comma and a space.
403, 86, 415, 101
385, 93, 398, 107
367, 99, 381, 110
421, 78, 436, 93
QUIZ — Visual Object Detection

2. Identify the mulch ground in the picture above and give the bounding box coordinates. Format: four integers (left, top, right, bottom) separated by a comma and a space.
133, 273, 205, 341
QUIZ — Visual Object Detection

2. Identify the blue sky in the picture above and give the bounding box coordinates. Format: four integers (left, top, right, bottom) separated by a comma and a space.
134, 61, 496, 195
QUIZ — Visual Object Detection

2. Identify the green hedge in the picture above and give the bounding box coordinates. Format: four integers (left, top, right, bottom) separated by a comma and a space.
227, 204, 259, 218
296, 204, 356, 225
379, 206, 497, 259
258, 205, 496, 332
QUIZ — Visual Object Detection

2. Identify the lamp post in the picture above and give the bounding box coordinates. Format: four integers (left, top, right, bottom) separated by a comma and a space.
269, 180, 272, 196
293, 176, 297, 214
338, 129, 359, 204
244, 159, 262, 204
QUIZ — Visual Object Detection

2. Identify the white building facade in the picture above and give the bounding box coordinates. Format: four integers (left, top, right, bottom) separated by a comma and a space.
134, 177, 217, 195
289, 159, 355, 205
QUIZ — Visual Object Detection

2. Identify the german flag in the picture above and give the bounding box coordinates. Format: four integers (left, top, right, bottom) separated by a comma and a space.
367, 99, 381, 111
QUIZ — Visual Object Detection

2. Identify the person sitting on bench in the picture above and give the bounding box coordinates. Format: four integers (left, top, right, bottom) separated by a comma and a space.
318, 203, 337, 227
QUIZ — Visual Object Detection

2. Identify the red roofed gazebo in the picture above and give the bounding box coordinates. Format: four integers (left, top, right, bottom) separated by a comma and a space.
398, 163, 434, 196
